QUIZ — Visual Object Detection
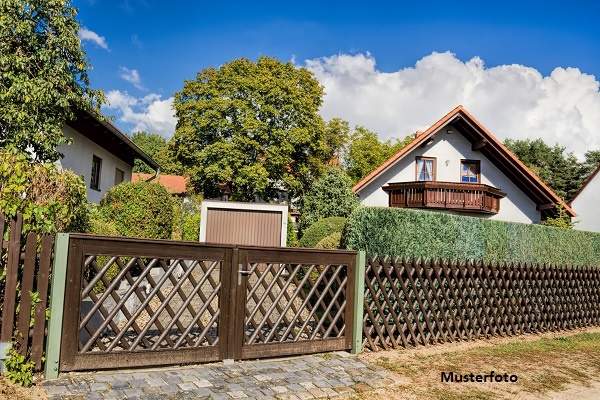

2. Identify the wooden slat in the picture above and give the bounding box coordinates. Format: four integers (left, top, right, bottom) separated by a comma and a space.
1, 214, 23, 342
31, 234, 55, 370
16, 232, 37, 353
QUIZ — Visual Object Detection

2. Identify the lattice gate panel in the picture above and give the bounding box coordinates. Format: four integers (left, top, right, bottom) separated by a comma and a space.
363, 257, 600, 351
79, 256, 222, 353
243, 263, 347, 344
238, 249, 356, 359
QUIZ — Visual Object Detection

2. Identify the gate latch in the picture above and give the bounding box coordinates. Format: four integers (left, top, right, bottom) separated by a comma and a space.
239, 263, 251, 276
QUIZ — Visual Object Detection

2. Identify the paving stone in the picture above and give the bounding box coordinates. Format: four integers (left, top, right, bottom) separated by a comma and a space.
227, 390, 248, 398
43, 353, 393, 400
89, 382, 109, 392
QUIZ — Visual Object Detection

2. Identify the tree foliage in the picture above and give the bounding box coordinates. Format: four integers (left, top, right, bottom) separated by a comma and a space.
98, 181, 174, 239
0, 0, 103, 162
298, 168, 358, 233
323, 118, 351, 165
172, 57, 329, 201
131, 131, 182, 174
345, 126, 413, 183
504, 138, 585, 200
0, 150, 88, 234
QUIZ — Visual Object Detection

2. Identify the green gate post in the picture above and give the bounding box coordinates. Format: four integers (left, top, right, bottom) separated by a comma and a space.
44, 233, 70, 380
351, 250, 366, 354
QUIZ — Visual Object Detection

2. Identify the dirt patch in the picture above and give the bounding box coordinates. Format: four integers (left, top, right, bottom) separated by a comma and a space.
0, 377, 46, 400
360, 327, 600, 400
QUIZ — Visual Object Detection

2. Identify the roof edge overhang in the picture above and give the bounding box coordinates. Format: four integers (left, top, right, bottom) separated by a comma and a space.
569, 164, 600, 205
352, 105, 576, 217
67, 109, 160, 170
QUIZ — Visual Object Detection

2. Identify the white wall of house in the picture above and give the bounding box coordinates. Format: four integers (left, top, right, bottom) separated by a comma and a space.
57, 125, 133, 203
571, 172, 600, 232
357, 127, 541, 224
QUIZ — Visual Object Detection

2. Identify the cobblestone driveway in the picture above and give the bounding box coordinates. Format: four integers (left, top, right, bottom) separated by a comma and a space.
43, 352, 396, 399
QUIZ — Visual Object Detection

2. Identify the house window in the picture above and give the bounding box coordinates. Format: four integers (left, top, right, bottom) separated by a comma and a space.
416, 157, 436, 181
114, 168, 125, 185
461, 160, 480, 183
90, 155, 102, 191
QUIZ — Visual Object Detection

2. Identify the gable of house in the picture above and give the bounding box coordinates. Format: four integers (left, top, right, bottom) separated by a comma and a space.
570, 165, 600, 232
353, 106, 574, 223
58, 109, 159, 203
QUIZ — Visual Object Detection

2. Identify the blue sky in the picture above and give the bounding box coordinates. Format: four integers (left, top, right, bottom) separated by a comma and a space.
75, 0, 600, 155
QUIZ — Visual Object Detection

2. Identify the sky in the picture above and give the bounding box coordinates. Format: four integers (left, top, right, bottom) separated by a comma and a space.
75, 0, 600, 156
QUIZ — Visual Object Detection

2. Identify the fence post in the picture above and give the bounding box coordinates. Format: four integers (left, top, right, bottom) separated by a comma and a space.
44, 233, 70, 380
351, 250, 366, 354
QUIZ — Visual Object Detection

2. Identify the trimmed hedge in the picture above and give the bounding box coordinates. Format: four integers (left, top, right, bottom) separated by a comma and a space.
99, 181, 174, 239
299, 217, 346, 248
342, 207, 600, 266
315, 232, 342, 249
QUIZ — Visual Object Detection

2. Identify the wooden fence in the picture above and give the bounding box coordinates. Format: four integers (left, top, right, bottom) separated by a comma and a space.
362, 257, 600, 351
0, 213, 54, 370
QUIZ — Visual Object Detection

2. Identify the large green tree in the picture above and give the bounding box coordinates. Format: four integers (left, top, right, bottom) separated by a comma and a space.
171, 57, 329, 201
131, 131, 182, 174
0, 0, 103, 162
345, 126, 412, 183
504, 138, 584, 200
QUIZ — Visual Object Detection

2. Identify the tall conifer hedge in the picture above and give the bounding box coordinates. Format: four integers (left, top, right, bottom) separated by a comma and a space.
343, 207, 600, 266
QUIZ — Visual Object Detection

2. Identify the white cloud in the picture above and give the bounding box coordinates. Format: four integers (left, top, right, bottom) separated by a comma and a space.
104, 90, 176, 137
119, 67, 144, 90
305, 52, 600, 157
78, 27, 109, 50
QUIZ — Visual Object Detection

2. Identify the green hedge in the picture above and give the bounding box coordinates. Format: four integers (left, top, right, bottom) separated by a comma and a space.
299, 217, 346, 248
342, 207, 600, 266
99, 181, 174, 239
315, 232, 342, 249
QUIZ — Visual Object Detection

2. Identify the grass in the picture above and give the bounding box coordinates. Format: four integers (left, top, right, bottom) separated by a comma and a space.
361, 329, 600, 400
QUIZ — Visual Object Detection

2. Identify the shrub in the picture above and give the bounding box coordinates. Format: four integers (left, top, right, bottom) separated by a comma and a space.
171, 197, 201, 241
315, 232, 342, 249
343, 206, 600, 266
0, 150, 88, 233
4, 348, 34, 387
99, 181, 174, 239
181, 211, 201, 241
299, 217, 347, 248
298, 168, 358, 233
287, 216, 299, 247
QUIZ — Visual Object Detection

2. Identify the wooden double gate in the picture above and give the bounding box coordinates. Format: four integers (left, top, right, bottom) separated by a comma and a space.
59, 235, 356, 371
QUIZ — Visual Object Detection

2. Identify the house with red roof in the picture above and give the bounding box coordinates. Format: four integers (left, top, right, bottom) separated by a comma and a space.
132, 173, 189, 197
353, 106, 575, 224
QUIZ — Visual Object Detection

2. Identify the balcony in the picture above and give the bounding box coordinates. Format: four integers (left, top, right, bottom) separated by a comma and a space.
382, 181, 506, 214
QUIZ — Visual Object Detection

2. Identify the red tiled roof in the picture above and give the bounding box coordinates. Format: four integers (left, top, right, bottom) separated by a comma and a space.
132, 173, 188, 195
352, 105, 575, 217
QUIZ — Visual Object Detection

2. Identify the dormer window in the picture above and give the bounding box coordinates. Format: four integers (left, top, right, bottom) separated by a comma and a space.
461, 160, 480, 183
416, 157, 436, 181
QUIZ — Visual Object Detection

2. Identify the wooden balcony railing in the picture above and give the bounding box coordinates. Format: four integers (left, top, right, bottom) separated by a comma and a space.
382, 181, 506, 214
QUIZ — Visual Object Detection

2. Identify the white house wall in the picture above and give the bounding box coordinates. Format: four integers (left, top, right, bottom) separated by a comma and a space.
571, 172, 600, 232
358, 127, 541, 224
57, 125, 133, 203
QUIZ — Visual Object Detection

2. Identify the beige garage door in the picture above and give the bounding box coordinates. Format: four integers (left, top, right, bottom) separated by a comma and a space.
205, 208, 282, 247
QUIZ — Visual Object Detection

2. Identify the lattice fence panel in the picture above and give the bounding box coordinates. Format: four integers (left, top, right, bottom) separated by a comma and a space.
244, 263, 347, 345
79, 255, 221, 353
363, 257, 600, 351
